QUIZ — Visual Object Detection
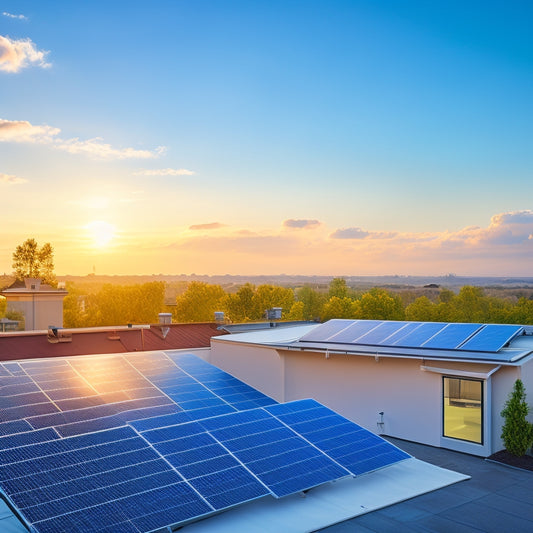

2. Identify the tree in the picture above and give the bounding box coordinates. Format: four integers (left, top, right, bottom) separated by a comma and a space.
295, 285, 326, 320
174, 282, 226, 323
321, 296, 357, 321
500, 379, 533, 457
405, 296, 436, 322
12, 238, 56, 285
63, 282, 166, 327
250, 284, 295, 320
224, 283, 256, 322
329, 278, 349, 299
355, 288, 405, 320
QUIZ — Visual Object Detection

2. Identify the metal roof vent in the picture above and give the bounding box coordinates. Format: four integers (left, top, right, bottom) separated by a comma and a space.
266, 308, 282, 321
158, 313, 172, 338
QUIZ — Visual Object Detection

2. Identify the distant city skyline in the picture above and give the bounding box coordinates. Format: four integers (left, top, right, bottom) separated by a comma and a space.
1, 1, 532, 276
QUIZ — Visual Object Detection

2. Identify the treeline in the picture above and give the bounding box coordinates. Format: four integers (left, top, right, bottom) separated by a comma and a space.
55, 278, 533, 327
63, 282, 166, 327
172, 279, 533, 325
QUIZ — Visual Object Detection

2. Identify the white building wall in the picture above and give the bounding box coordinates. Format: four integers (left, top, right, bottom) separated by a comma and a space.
209, 339, 284, 401
5, 293, 65, 330
281, 350, 442, 447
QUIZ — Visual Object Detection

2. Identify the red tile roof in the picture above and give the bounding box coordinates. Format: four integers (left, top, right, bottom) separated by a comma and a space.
0, 323, 226, 362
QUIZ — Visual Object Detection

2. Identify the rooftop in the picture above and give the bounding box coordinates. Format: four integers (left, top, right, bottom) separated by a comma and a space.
321, 437, 533, 533
0, 323, 225, 361
216, 319, 533, 365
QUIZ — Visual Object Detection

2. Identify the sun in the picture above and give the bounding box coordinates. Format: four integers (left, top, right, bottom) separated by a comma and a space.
86, 220, 116, 248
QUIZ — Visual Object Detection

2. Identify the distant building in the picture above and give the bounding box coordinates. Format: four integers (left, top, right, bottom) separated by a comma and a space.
0, 278, 68, 331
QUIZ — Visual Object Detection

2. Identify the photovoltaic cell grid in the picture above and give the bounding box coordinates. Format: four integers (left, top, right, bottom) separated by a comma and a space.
265, 399, 410, 475
0, 352, 411, 533
300, 320, 524, 353
197, 407, 351, 497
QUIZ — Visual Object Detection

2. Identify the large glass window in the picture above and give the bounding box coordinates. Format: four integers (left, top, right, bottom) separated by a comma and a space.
443, 377, 483, 444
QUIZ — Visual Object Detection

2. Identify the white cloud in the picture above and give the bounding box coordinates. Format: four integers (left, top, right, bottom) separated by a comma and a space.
134, 168, 195, 176
283, 219, 321, 229
0, 35, 50, 73
2, 12, 28, 20
189, 222, 225, 231
330, 227, 370, 239
0, 172, 27, 184
57, 138, 166, 159
0, 118, 165, 159
0, 118, 59, 141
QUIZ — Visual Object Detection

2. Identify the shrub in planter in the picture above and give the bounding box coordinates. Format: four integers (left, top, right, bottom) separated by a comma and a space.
500, 379, 533, 457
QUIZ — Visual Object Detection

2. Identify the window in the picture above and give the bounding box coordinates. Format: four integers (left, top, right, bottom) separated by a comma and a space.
443, 377, 483, 444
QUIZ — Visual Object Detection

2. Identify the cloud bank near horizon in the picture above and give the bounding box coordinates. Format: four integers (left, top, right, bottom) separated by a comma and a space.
138, 210, 533, 276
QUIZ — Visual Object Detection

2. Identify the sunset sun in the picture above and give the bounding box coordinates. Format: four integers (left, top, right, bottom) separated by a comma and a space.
86, 221, 116, 248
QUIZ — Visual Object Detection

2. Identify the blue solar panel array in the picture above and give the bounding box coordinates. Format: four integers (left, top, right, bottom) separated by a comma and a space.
265, 399, 410, 475
0, 352, 410, 533
300, 319, 524, 353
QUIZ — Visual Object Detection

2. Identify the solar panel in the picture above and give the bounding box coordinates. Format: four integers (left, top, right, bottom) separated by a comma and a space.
299, 319, 354, 342
0, 426, 213, 533
354, 321, 411, 346
0, 351, 413, 532
421, 323, 483, 349
391, 322, 447, 348
141, 420, 269, 510
458, 324, 524, 352
327, 320, 383, 343
266, 399, 410, 475
198, 409, 350, 497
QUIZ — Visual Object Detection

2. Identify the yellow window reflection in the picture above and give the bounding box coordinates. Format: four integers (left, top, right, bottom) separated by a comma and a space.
443, 377, 483, 444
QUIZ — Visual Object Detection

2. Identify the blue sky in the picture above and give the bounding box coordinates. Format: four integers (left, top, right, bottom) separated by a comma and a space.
1, 1, 532, 276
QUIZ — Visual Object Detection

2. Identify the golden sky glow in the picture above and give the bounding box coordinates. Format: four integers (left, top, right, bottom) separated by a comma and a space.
1, 3, 532, 277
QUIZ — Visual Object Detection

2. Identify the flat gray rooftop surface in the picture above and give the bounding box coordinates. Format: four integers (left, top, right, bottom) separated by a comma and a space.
319, 438, 533, 533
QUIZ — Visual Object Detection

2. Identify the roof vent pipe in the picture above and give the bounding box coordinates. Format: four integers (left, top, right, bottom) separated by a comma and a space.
158, 313, 172, 338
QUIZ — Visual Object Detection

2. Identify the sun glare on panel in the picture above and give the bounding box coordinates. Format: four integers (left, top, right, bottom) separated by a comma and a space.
86, 220, 116, 248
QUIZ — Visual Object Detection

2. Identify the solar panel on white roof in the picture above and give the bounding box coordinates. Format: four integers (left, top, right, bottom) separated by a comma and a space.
0, 352, 413, 532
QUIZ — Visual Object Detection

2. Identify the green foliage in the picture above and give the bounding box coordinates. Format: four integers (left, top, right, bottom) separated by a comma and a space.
296, 285, 326, 320
286, 301, 305, 321
223, 283, 256, 322
500, 379, 533, 457
405, 296, 436, 321
321, 296, 357, 321
12, 239, 56, 285
355, 288, 405, 320
0, 296, 6, 317
328, 278, 349, 299
59, 277, 533, 328
250, 284, 295, 320
5, 310, 25, 330
63, 282, 165, 327
174, 281, 226, 323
